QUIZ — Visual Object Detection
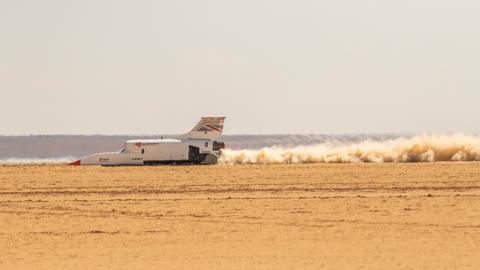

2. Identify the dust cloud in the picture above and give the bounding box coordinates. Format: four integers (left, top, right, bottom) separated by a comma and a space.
0, 157, 76, 164
220, 134, 480, 164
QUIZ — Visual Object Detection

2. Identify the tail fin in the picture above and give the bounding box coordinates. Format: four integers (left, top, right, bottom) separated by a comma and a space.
182, 117, 226, 140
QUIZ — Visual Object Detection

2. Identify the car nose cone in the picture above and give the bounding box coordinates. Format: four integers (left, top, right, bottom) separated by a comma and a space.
68, 160, 81, 165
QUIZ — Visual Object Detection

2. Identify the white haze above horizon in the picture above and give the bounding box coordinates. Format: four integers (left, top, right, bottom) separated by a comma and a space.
1, 0, 480, 135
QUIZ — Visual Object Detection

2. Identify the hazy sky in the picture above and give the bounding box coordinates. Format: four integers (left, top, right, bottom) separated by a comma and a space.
1, 0, 479, 135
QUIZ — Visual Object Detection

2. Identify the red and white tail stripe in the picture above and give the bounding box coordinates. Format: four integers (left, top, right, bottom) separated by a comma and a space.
183, 116, 226, 140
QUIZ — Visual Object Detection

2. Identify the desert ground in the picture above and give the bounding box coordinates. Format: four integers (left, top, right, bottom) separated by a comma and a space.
0, 163, 479, 269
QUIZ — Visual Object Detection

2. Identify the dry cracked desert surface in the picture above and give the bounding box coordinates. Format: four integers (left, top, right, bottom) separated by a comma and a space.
1, 163, 479, 269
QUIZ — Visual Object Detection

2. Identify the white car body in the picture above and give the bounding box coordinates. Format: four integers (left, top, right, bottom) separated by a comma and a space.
69, 117, 226, 166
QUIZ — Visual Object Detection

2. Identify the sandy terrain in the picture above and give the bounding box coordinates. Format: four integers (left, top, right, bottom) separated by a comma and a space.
1, 163, 479, 269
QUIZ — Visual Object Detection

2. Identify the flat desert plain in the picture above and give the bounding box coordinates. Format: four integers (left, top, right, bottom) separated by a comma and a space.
1, 163, 479, 269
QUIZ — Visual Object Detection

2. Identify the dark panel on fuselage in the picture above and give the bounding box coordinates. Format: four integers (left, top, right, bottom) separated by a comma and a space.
188, 145, 201, 164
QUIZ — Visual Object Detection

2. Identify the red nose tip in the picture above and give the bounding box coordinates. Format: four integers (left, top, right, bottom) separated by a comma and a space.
68, 160, 81, 165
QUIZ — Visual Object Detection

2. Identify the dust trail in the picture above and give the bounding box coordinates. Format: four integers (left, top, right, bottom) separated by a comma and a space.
219, 134, 480, 164
0, 157, 77, 164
